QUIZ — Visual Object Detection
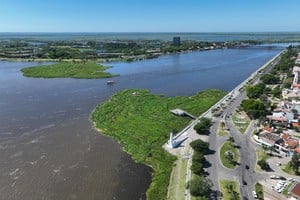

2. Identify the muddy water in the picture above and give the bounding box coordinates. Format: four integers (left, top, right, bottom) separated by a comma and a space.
0, 47, 281, 200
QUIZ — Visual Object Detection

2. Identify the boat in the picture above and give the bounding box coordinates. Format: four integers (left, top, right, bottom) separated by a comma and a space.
106, 80, 115, 85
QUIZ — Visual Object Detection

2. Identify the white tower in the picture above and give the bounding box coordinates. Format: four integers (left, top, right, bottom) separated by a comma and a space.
167, 132, 174, 148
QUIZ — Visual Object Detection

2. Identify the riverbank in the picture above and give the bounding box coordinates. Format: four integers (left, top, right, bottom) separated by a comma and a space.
90, 89, 226, 199
21, 61, 117, 79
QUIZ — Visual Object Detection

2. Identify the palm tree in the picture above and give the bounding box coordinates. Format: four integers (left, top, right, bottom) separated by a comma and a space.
228, 136, 235, 145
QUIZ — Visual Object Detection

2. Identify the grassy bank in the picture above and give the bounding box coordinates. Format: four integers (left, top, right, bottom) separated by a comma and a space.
220, 141, 239, 169
255, 182, 264, 200
21, 61, 116, 79
91, 89, 226, 200
232, 111, 251, 134
219, 179, 240, 200
282, 164, 300, 176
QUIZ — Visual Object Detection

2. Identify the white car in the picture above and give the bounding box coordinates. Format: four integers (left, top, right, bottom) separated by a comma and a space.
252, 191, 258, 199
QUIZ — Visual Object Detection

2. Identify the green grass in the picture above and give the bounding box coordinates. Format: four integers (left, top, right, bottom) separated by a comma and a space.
220, 141, 239, 169
255, 149, 271, 172
217, 122, 229, 136
21, 61, 116, 79
219, 179, 240, 200
282, 164, 300, 176
232, 111, 251, 134
283, 182, 294, 196
255, 182, 264, 200
167, 157, 188, 200
91, 89, 226, 200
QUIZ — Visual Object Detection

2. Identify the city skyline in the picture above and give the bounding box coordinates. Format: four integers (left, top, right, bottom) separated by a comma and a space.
0, 0, 300, 32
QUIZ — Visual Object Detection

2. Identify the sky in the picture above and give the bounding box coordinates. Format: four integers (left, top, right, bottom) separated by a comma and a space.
0, 0, 299, 32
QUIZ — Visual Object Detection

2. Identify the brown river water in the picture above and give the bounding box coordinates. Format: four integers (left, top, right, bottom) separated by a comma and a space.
0, 47, 282, 200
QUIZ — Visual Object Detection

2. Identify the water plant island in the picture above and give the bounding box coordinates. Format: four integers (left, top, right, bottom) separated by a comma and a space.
21, 61, 116, 79
90, 89, 226, 199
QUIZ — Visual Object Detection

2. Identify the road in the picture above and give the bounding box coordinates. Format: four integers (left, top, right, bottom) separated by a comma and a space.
205, 51, 284, 200
165, 50, 285, 200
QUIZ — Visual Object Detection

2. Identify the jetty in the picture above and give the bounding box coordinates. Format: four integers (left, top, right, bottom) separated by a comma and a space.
170, 109, 196, 119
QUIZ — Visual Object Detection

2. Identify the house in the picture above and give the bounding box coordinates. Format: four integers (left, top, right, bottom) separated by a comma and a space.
255, 131, 283, 147
291, 183, 300, 199
281, 132, 300, 151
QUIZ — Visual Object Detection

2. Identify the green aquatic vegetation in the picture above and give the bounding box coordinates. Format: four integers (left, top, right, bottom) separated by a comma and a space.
91, 89, 225, 200
21, 62, 116, 79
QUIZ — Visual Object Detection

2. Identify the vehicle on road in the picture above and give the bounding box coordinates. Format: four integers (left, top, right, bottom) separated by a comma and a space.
252, 191, 258, 199
270, 175, 280, 179
245, 165, 249, 170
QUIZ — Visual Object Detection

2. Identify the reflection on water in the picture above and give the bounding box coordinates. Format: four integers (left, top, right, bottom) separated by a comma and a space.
0, 47, 281, 199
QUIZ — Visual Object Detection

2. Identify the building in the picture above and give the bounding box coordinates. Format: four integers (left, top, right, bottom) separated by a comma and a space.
173, 37, 181, 46
291, 183, 300, 199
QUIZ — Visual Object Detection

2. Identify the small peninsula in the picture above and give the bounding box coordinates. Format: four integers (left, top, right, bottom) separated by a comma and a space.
90, 89, 226, 199
21, 62, 116, 79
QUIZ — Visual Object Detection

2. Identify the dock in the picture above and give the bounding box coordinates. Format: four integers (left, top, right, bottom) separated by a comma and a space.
170, 109, 196, 119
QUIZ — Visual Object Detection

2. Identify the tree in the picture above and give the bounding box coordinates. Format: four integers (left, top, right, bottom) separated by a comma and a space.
271, 85, 281, 98
261, 74, 280, 84
220, 121, 225, 130
225, 151, 234, 163
194, 117, 212, 134
189, 176, 213, 197
289, 154, 300, 174
246, 83, 265, 99
191, 151, 205, 175
241, 99, 266, 119
257, 159, 271, 171
227, 136, 235, 145
190, 139, 209, 154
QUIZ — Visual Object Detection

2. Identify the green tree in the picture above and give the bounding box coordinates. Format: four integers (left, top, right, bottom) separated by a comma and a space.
189, 176, 213, 197
271, 85, 281, 98
190, 139, 209, 154
241, 99, 266, 119
227, 136, 235, 145
257, 159, 271, 171
289, 154, 300, 174
261, 74, 280, 84
246, 83, 265, 99
194, 117, 212, 134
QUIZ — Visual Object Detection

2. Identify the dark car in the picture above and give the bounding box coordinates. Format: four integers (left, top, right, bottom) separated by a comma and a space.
245, 165, 249, 170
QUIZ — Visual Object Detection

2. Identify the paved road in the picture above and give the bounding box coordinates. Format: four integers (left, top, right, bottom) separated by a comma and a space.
167, 50, 285, 200
205, 53, 284, 200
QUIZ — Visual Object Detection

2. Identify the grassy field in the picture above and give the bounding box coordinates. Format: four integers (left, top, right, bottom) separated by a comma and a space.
255, 182, 264, 200
91, 89, 226, 200
217, 121, 229, 136
282, 164, 300, 176
220, 141, 239, 169
232, 111, 251, 134
255, 149, 271, 172
283, 182, 294, 196
167, 153, 188, 200
21, 61, 116, 78
219, 179, 240, 200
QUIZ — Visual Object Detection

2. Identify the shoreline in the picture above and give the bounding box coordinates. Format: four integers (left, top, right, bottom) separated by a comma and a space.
90, 89, 226, 200
165, 48, 286, 199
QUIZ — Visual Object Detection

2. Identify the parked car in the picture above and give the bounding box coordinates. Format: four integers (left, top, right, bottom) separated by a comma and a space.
270, 175, 280, 179
252, 191, 258, 199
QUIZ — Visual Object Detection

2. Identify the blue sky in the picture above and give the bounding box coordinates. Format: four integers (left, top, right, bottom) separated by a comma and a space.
0, 0, 299, 32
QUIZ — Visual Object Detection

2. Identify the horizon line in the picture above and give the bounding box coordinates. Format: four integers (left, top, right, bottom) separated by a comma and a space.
1, 31, 300, 34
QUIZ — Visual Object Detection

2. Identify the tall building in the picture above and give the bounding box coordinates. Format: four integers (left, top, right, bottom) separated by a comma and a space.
173, 37, 181, 46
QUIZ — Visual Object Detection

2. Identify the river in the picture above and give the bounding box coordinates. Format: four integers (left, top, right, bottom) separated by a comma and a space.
0, 46, 283, 200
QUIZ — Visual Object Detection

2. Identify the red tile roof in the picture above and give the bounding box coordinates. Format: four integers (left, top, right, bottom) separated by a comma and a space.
285, 139, 299, 149
281, 133, 290, 141
291, 183, 300, 198
292, 122, 300, 128
263, 126, 273, 133
294, 148, 300, 154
